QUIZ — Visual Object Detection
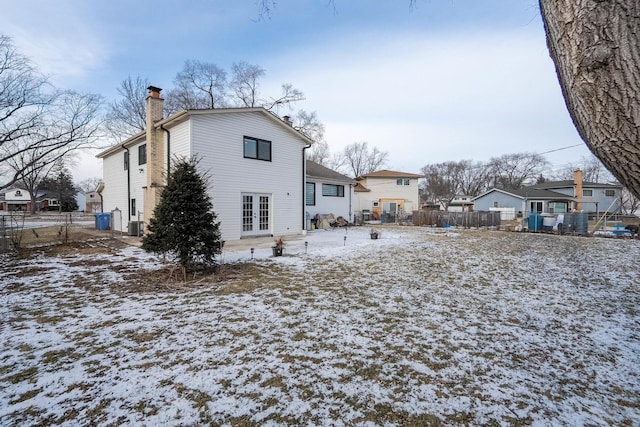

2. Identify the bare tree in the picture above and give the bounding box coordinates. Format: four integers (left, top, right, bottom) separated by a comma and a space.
420, 161, 463, 210
1, 83, 103, 191
457, 160, 492, 197
9, 148, 59, 213
105, 75, 149, 141
619, 187, 640, 216
263, 83, 306, 112
293, 110, 324, 142
306, 140, 330, 165
163, 61, 306, 118
1, 35, 53, 185
230, 61, 265, 108
550, 155, 615, 183
488, 152, 549, 189
76, 177, 102, 193
165, 60, 228, 112
340, 141, 389, 177
420, 160, 490, 209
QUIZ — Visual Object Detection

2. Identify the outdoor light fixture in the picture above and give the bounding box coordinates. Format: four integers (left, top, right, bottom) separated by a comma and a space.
343, 235, 347, 246
250, 248, 254, 259
304, 241, 308, 254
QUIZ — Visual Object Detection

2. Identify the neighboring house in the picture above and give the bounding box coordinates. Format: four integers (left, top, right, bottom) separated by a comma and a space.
305, 160, 356, 222
0, 188, 59, 212
472, 170, 623, 215
96, 86, 314, 241
85, 190, 102, 213
472, 187, 572, 216
354, 170, 422, 221
1, 188, 30, 211
443, 195, 474, 212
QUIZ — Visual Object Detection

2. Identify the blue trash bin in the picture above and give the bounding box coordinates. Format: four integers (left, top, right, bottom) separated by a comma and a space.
96, 213, 111, 230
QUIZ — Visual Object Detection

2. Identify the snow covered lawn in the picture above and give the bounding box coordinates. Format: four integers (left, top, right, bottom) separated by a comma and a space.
1, 227, 639, 426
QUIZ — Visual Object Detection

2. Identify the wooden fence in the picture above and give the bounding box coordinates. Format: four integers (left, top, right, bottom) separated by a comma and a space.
412, 210, 501, 228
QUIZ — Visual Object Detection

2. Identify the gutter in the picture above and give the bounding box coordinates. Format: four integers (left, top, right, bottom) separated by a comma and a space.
160, 124, 171, 174
302, 145, 311, 230
123, 145, 131, 221
349, 184, 353, 223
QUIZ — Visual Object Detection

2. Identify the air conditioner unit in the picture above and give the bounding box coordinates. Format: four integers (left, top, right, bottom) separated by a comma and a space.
128, 221, 142, 236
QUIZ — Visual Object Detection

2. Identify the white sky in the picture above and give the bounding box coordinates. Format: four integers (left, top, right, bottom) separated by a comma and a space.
0, 0, 594, 182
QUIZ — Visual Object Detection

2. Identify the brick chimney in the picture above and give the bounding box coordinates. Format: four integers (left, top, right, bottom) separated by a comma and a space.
144, 85, 165, 229
573, 169, 583, 211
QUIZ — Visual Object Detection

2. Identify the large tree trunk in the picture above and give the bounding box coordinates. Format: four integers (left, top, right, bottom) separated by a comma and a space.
539, 0, 640, 199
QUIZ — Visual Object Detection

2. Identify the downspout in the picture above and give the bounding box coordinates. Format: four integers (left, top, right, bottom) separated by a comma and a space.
349, 183, 353, 224
302, 144, 311, 231
123, 145, 131, 221
160, 124, 171, 175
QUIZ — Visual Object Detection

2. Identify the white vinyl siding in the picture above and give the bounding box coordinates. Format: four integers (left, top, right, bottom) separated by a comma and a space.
167, 120, 191, 169
101, 148, 133, 223
306, 178, 353, 220
190, 111, 305, 241
99, 110, 308, 240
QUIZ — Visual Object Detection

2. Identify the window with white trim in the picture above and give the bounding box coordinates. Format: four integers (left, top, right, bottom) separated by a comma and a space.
583, 189, 593, 197
605, 189, 615, 197
396, 178, 410, 186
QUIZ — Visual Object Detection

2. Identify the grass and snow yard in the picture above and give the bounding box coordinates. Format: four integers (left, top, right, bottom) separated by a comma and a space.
1, 226, 639, 426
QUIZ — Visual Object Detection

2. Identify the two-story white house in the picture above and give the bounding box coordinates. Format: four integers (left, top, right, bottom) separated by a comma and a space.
97, 86, 314, 241
353, 170, 422, 222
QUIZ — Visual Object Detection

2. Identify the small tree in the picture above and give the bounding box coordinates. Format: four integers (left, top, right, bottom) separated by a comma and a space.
142, 158, 223, 279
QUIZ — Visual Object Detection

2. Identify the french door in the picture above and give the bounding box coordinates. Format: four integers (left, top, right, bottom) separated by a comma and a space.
241, 193, 271, 237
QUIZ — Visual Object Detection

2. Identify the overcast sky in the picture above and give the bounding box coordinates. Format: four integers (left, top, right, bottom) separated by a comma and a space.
0, 0, 594, 182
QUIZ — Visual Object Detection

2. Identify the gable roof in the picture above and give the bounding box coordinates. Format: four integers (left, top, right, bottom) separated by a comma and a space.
354, 182, 370, 192
472, 187, 575, 201
97, 107, 314, 159
531, 180, 622, 190
306, 161, 356, 184
357, 169, 423, 179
